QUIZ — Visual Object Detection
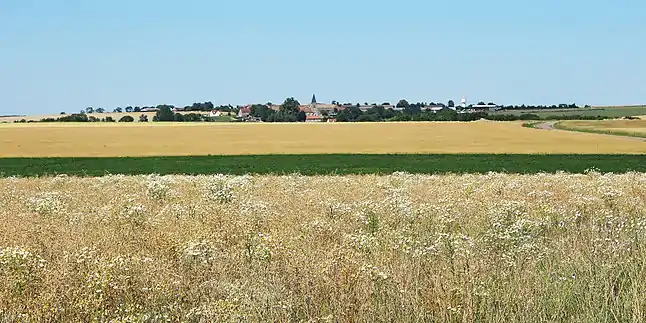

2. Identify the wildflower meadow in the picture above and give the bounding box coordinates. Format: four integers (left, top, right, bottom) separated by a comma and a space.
1, 171, 645, 322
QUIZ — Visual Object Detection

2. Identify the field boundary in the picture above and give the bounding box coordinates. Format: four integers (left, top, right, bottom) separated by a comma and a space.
1, 154, 645, 177
553, 121, 646, 140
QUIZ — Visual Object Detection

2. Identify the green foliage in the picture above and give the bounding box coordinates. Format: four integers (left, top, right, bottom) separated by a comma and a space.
118, 116, 134, 122
297, 111, 307, 122
250, 104, 272, 121
0, 154, 645, 177
396, 99, 410, 108
154, 107, 175, 122
280, 97, 301, 115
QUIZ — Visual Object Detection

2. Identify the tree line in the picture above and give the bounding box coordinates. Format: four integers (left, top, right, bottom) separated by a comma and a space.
20, 97, 603, 124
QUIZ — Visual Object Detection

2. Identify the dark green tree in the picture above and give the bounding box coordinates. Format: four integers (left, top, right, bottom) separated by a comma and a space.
448, 100, 455, 108
297, 110, 307, 122
280, 97, 301, 115
154, 106, 175, 122
396, 99, 410, 108
250, 104, 273, 121
119, 115, 135, 122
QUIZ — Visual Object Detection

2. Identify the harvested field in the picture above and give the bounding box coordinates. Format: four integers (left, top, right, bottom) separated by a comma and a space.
0, 122, 644, 157
1, 173, 646, 321
557, 120, 646, 138
490, 105, 646, 118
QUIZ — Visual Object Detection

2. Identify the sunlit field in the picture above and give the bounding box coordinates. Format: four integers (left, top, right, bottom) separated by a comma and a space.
557, 120, 646, 138
489, 105, 646, 118
0, 122, 644, 157
1, 172, 646, 321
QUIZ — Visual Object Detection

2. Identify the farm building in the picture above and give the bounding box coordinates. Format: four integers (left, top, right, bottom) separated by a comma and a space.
305, 115, 323, 122
237, 105, 252, 118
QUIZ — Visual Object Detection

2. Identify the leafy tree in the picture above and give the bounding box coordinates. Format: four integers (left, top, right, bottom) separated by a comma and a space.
60, 112, 66, 115
114, 107, 123, 113
478, 101, 486, 105
183, 113, 204, 122
153, 106, 175, 122
448, 100, 455, 108
86, 107, 94, 114
105, 116, 115, 122
280, 97, 301, 115
297, 110, 307, 122
336, 106, 363, 122
134, 107, 142, 112
125, 106, 133, 113
396, 99, 410, 108
250, 104, 273, 121
119, 115, 135, 122
79, 109, 86, 114
404, 105, 422, 115
96, 108, 105, 113
139, 114, 148, 122
357, 114, 379, 122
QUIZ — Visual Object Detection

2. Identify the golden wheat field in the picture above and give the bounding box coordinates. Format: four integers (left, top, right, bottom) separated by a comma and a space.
559, 120, 646, 136
1, 172, 646, 322
0, 122, 644, 157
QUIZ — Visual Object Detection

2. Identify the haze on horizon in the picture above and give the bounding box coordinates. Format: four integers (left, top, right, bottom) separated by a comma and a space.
1, 0, 645, 116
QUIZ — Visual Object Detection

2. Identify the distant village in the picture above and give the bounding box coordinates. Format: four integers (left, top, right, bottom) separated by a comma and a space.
165, 95, 503, 123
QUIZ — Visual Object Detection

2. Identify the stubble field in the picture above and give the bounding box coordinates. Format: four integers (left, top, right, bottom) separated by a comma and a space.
1, 172, 646, 322
556, 119, 646, 138
0, 121, 645, 157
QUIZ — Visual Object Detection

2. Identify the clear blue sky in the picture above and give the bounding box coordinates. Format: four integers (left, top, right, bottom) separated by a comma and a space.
1, 0, 645, 115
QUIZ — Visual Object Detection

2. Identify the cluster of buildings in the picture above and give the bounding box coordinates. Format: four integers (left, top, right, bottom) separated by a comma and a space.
220, 95, 502, 122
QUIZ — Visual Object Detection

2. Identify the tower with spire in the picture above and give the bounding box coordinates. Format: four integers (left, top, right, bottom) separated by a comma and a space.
311, 94, 317, 104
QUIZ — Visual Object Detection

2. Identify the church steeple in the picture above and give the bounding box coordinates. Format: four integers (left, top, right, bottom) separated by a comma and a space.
311, 94, 317, 104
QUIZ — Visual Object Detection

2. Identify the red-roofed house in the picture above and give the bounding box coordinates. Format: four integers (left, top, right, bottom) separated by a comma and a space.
305, 114, 323, 122
237, 105, 252, 118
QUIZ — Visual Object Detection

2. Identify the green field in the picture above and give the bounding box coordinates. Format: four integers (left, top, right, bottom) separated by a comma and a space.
491, 105, 646, 118
1, 154, 645, 177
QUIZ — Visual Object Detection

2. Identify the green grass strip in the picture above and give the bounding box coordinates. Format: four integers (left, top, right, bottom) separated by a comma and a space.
554, 122, 646, 139
1, 154, 645, 177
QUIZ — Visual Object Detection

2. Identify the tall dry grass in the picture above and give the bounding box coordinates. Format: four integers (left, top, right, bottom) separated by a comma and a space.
1, 172, 646, 322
